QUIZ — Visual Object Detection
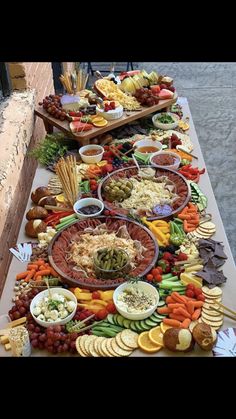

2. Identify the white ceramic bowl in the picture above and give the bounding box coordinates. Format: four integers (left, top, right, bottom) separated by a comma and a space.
150, 150, 181, 171
96, 105, 123, 120
79, 145, 104, 164
133, 138, 162, 157
30, 288, 77, 328
73, 197, 104, 219
152, 112, 180, 130
113, 281, 159, 320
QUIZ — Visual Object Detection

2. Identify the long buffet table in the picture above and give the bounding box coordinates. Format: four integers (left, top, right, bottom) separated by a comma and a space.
1, 97, 235, 357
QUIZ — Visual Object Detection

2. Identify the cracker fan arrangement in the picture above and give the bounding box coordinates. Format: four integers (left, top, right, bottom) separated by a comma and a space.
1, 66, 235, 357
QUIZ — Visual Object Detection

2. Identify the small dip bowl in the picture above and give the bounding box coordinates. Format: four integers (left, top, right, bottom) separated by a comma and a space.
73, 198, 104, 219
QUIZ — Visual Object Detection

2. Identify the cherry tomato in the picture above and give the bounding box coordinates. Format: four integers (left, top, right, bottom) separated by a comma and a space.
104, 210, 110, 216
92, 291, 101, 300
146, 274, 154, 281
96, 309, 108, 320
106, 302, 117, 314
197, 294, 205, 301
154, 274, 162, 282
194, 288, 203, 297
151, 268, 160, 276
186, 289, 195, 298
186, 283, 195, 291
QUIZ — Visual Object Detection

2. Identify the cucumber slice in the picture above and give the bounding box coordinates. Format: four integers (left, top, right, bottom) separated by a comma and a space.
116, 315, 125, 327
129, 321, 139, 332
123, 319, 131, 329
134, 321, 144, 332
152, 312, 166, 320
113, 314, 119, 325
107, 314, 115, 325
157, 300, 166, 307
149, 314, 161, 323
145, 319, 159, 327
140, 320, 151, 330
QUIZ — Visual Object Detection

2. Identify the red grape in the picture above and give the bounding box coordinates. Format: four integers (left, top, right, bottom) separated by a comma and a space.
28, 324, 35, 331
47, 331, 54, 339
31, 339, 38, 348
53, 332, 61, 341
19, 306, 26, 315
70, 341, 76, 349
31, 332, 39, 340
57, 345, 63, 353
69, 333, 78, 341
47, 338, 54, 346
12, 306, 17, 312
47, 346, 54, 353
53, 348, 58, 354
16, 300, 24, 307
65, 339, 70, 346
38, 342, 45, 350
63, 343, 69, 352
39, 334, 47, 342
35, 327, 41, 333
53, 341, 60, 347
54, 325, 61, 333
14, 311, 21, 319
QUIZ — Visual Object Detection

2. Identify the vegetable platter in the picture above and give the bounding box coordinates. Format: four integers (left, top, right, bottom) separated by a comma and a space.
1, 94, 236, 357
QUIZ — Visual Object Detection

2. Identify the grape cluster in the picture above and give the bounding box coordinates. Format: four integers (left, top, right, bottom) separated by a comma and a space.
39, 95, 69, 121
113, 157, 123, 169
9, 288, 40, 321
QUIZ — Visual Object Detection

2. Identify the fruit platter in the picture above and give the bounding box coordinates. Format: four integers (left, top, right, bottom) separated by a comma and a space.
1, 66, 235, 358
98, 166, 191, 220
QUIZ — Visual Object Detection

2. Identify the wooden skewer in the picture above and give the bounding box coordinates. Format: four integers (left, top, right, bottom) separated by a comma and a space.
209, 305, 236, 322
216, 302, 236, 317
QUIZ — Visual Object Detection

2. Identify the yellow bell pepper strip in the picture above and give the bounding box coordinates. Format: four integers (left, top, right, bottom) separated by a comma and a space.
141, 217, 169, 246
99, 290, 114, 301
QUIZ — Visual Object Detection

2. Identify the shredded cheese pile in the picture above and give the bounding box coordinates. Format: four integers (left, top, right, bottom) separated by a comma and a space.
96, 79, 140, 110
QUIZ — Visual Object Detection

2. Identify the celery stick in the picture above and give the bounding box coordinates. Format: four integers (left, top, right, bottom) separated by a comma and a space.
60, 214, 77, 223
162, 273, 174, 280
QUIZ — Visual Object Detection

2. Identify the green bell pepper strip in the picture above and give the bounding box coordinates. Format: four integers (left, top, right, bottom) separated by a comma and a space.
170, 221, 185, 246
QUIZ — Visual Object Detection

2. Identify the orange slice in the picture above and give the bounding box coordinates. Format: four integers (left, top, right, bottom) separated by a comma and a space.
56, 194, 65, 203
160, 322, 172, 334
149, 326, 164, 346
138, 331, 162, 354
93, 118, 108, 127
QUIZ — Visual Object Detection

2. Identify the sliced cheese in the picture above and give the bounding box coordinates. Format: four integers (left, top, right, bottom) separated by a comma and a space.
180, 273, 202, 288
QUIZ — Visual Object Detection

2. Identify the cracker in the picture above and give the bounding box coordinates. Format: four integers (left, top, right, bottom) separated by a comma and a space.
202, 308, 222, 317
204, 297, 222, 303
88, 337, 99, 357
202, 286, 222, 297
200, 317, 223, 327
201, 312, 223, 322
95, 337, 107, 357
105, 339, 120, 357
120, 330, 139, 349
111, 338, 133, 356
101, 339, 113, 357
75, 336, 87, 357
84, 335, 97, 356
199, 222, 216, 229
115, 333, 133, 351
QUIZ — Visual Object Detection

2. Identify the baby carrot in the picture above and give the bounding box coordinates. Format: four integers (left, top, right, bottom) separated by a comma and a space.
181, 318, 191, 329
171, 292, 187, 304
163, 318, 181, 328
25, 269, 36, 282
186, 301, 195, 315
192, 308, 201, 320
27, 264, 39, 271
168, 303, 186, 310
173, 307, 192, 319
166, 296, 176, 304
34, 269, 51, 279
169, 313, 186, 322
157, 307, 171, 314
49, 267, 59, 277
192, 301, 204, 308
16, 271, 31, 280
35, 259, 45, 266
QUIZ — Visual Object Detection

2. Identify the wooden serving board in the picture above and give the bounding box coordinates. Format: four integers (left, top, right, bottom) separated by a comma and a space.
34, 94, 177, 144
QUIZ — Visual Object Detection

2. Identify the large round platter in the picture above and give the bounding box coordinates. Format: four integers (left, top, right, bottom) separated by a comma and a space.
97, 166, 190, 220
48, 216, 159, 290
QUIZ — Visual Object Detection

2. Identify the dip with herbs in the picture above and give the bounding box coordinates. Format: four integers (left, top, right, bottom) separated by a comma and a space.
117, 285, 157, 313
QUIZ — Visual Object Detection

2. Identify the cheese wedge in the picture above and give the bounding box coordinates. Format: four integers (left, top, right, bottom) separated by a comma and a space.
6, 317, 27, 328
180, 272, 202, 288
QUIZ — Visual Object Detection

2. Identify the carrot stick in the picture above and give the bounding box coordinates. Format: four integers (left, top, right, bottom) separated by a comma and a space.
173, 307, 192, 319
27, 264, 39, 271
192, 301, 204, 308
178, 214, 192, 220
186, 301, 195, 315
34, 259, 45, 266
171, 292, 187, 304
168, 303, 186, 309
181, 318, 191, 329
25, 270, 36, 282
34, 269, 51, 279
169, 313, 186, 322
163, 318, 181, 328
157, 307, 171, 314
192, 308, 201, 320
166, 296, 176, 304
35, 276, 42, 281
16, 271, 31, 280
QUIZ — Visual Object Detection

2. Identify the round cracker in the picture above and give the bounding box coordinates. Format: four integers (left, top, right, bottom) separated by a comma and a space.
101, 339, 113, 357
105, 339, 120, 357
94, 337, 107, 357
199, 318, 220, 330
115, 333, 133, 351
84, 335, 97, 356
202, 286, 222, 297
88, 337, 99, 357
200, 316, 223, 327
203, 302, 221, 310
204, 298, 222, 304
120, 330, 139, 349
201, 312, 223, 322
199, 221, 216, 229
202, 308, 222, 317
75, 336, 87, 357
198, 226, 216, 233
111, 338, 132, 356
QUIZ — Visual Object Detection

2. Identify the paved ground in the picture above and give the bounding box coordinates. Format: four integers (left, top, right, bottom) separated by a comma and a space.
89, 62, 236, 260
